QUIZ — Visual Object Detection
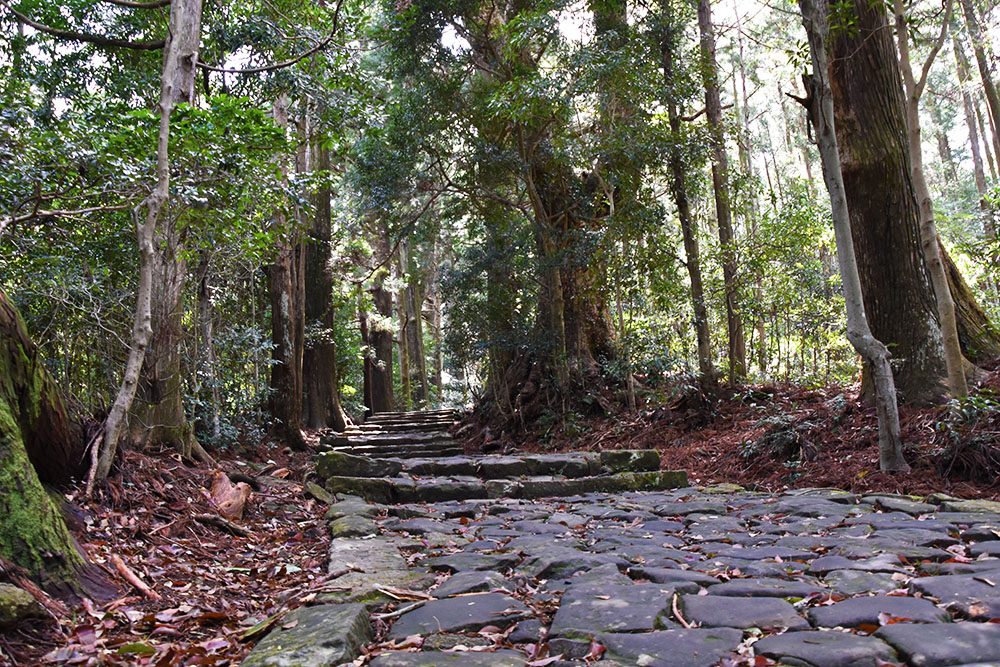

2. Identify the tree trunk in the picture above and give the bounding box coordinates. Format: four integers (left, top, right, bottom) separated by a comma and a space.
799, 0, 909, 472
658, 1, 717, 389
829, 0, 949, 403
369, 222, 395, 413
1, 290, 107, 596
894, 0, 966, 398
960, 0, 1000, 164
302, 143, 347, 431
396, 248, 412, 411
266, 96, 307, 451
953, 30, 993, 219
195, 250, 221, 442
95, 0, 205, 483
698, 0, 746, 383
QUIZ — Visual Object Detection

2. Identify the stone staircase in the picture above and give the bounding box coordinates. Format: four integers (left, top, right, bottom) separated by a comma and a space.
318, 409, 462, 459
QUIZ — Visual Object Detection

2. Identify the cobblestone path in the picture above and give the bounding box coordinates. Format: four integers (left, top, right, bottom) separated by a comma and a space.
245, 440, 1000, 666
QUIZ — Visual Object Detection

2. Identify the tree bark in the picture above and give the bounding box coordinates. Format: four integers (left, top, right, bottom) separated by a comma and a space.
195, 250, 221, 442
959, 0, 1000, 164
953, 30, 993, 220
396, 248, 412, 411
698, 0, 746, 383
798, 0, 909, 472
369, 221, 395, 413
1, 290, 108, 596
658, 1, 717, 389
302, 143, 347, 431
267, 96, 307, 451
96, 0, 205, 483
894, 0, 966, 398
828, 0, 949, 403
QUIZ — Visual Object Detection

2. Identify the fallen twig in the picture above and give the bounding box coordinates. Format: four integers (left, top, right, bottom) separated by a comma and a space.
109, 554, 161, 601
672, 593, 693, 629
193, 513, 250, 537
372, 600, 426, 620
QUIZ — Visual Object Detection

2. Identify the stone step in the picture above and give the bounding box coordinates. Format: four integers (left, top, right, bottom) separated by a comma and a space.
343, 421, 454, 434
323, 470, 688, 504
327, 444, 464, 459
321, 431, 454, 447
368, 409, 458, 419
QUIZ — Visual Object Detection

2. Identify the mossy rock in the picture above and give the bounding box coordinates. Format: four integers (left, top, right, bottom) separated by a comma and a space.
0, 583, 43, 629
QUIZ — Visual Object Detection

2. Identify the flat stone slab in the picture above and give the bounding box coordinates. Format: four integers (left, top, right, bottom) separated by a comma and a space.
316, 450, 404, 479
706, 577, 825, 598
329, 515, 378, 538
387, 593, 530, 639
807, 595, 950, 628
241, 603, 371, 667
550, 583, 678, 639
754, 630, 898, 666
431, 571, 507, 598
909, 574, 1000, 604
680, 594, 808, 629
875, 622, 1000, 666
597, 628, 743, 667
368, 650, 528, 666
324, 538, 430, 605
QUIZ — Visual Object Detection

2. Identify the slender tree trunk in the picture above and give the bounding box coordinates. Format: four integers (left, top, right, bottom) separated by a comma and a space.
266, 96, 307, 451
195, 251, 221, 442
658, 2, 717, 389
302, 143, 347, 431
798, 0, 908, 472
894, 0, 967, 398
698, 0, 746, 382
396, 268, 411, 411
95, 0, 205, 483
960, 0, 1000, 163
370, 221, 395, 413
828, 0, 950, 403
936, 131, 958, 183
954, 32, 994, 216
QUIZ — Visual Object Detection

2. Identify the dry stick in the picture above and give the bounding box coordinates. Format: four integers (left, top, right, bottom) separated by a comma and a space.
192, 513, 250, 537
672, 593, 694, 629
372, 600, 426, 621
110, 554, 161, 600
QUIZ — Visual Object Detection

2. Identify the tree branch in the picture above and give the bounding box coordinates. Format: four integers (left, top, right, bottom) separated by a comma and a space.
100, 0, 171, 8
915, 0, 954, 99
195, 0, 344, 74
3, 2, 166, 50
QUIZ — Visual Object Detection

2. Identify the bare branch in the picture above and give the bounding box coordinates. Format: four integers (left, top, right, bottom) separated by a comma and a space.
100, 0, 171, 8
195, 0, 344, 74
3, 2, 166, 50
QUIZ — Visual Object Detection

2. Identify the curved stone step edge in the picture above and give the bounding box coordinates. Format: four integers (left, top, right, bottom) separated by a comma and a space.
323, 470, 689, 504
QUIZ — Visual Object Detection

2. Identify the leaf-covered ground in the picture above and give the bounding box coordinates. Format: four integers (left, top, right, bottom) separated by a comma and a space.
2, 372, 999, 665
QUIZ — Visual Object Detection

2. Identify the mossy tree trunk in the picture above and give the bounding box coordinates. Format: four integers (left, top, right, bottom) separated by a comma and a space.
0, 290, 100, 597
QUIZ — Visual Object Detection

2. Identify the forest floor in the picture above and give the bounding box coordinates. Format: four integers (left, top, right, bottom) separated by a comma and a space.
3, 372, 999, 665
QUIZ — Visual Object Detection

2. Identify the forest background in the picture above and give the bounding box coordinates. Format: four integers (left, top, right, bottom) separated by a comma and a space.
3, 0, 1000, 618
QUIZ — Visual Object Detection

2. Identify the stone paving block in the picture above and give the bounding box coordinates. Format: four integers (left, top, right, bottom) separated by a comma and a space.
517, 547, 627, 579
423, 552, 521, 573
387, 593, 530, 639
241, 603, 371, 667
754, 630, 898, 666
550, 583, 679, 639
707, 576, 825, 598
600, 449, 661, 473
910, 574, 1000, 604
329, 515, 378, 538
680, 594, 807, 629
324, 537, 430, 605
628, 566, 719, 587
597, 628, 743, 667
431, 571, 507, 598
875, 622, 1000, 666
823, 570, 900, 595
807, 595, 950, 628
369, 650, 529, 665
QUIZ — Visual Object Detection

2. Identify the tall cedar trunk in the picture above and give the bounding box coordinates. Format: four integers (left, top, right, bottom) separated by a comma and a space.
829, 0, 949, 403
0, 290, 104, 595
267, 96, 307, 451
698, 0, 746, 382
407, 270, 429, 407
195, 251, 221, 442
894, 0, 967, 398
96, 0, 206, 482
953, 30, 994, 222
977, 104, 999, 180
302, 143, 347, 431
798, 0, 909, 472
960, 0, 1000, 163
658, 2, 717, 388
396, 247, 412, 411
369, 221, 395, 413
